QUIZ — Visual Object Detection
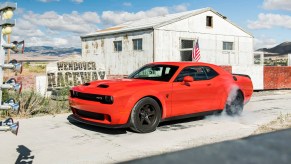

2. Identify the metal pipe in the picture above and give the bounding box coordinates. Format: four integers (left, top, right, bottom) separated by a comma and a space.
0, 84, 13, 89
0, 105, 12, 110
0, 126, 10, 131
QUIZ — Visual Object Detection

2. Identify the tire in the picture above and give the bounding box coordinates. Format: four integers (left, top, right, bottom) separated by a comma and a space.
225, 91, 244, 116
130, 97, 161, 133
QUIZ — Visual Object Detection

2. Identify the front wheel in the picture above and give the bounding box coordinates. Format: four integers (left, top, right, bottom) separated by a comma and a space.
130, 97, 161, 133
225, 91, 244, 116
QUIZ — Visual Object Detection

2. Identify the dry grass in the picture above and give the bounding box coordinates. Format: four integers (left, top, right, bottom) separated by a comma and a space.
1, 63, 70, 119
253, 113, 291, 135
4, 63, 46, 77
0, 89, 70, 119
23, 63, 46, 74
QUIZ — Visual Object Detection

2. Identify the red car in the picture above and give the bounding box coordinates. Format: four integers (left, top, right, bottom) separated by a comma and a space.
69, 62, 253, 133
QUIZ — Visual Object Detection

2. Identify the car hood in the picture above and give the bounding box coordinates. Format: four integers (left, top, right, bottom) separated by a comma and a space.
72, 79, 165, 95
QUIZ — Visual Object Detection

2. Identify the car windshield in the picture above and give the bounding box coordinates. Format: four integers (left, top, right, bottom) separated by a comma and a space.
128, 64, 179, 82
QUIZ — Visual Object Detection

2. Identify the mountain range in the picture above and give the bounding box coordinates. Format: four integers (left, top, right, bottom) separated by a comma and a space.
22, 42, 291, 57
23, 46, 81, 56
257, 42, 291, 55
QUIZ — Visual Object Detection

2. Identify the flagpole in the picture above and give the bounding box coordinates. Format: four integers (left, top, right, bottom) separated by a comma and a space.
192, 38, 196, 62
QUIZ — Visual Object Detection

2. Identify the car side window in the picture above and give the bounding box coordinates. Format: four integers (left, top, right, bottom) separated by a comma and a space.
135, 66, 163, 77
175, 67, 194, 82
174, 66, 212, 82
203, 66, 218, 79
193, 67, 208, 80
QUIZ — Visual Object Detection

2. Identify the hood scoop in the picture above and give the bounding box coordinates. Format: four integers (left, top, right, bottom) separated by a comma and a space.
97, 84, 109, 88
83, 83, 91, 86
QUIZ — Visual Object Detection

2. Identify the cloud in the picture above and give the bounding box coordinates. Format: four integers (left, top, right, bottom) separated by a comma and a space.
172, 3, 189, 12
21, 11, 100, 33
26, 36, 67, 47
263, 0, 291, 11
254, 36, 278, 49
123, 2, 132, 7
72, 0, 84, 4
82, 12, 100, 24
101, 4, 190, 27
12, 4, 189, 47
248, 13, 291, 29
101, 7, 169, 26
12, 33, 81, 48
12, 10, 100, 47
39, 0, 60, 2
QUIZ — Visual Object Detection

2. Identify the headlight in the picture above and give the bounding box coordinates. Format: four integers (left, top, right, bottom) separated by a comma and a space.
104, 96, 114, 104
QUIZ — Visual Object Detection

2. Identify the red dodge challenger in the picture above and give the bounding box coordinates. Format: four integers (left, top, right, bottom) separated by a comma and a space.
69, 62, 253, 133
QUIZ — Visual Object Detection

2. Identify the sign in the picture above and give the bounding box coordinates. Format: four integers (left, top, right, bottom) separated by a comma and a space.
46, 56, 106, 90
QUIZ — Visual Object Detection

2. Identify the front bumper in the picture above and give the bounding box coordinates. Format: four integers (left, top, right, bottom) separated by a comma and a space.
69, 97, 131, 126
69, 114, 130, 128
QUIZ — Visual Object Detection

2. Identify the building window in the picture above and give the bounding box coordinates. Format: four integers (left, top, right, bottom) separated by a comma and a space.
223, 42, 234, 50
133, 39, 143, 50
206, 16, 213, 27
180, 39, 194, 61
181, 40, 194, 49
114, 41, 122, 52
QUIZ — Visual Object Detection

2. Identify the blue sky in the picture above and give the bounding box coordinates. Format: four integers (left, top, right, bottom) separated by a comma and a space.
5, 0, 291, 49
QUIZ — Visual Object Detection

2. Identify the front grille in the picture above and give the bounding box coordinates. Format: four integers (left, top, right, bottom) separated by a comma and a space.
74, 108, 105, 120
70, 90, 103, 102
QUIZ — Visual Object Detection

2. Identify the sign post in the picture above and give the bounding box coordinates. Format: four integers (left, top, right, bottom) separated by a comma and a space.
0, 2, 22, 135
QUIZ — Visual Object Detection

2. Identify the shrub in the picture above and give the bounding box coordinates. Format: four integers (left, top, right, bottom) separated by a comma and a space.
1, 89, 70, 118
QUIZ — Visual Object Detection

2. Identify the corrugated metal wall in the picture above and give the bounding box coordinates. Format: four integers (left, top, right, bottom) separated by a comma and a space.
82, 30, 154, 75
154, 10, 253, 66
82, 10, 254, 75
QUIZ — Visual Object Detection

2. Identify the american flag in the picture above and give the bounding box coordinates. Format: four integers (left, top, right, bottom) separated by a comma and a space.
192, 39, 201, 62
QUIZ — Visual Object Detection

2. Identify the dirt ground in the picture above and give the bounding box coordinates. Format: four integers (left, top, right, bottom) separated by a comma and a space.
253, 113, 291, 134
252, 90, 291, 134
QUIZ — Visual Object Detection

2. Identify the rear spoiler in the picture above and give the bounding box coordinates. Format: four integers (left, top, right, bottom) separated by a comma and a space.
232, 74, 251, 79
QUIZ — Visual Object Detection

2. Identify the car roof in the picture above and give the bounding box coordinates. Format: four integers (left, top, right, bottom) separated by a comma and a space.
149, 62, 218, 67
149, 62, 229, 75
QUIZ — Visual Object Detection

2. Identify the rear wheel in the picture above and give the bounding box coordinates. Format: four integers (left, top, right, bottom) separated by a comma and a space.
225, 91, 244, 116
130, 97, 161, 133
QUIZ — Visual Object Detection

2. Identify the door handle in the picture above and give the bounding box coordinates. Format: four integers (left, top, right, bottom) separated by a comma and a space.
207, 83, 211, 86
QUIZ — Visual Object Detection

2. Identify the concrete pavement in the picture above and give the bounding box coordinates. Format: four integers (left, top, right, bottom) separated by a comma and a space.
1, 90, 291, 163
125, 128, 291, 164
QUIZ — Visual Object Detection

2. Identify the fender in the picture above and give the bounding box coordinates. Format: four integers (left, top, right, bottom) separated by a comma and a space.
221, 83, 245, 109
123, 89, 170, 120
219, 81, 241, 109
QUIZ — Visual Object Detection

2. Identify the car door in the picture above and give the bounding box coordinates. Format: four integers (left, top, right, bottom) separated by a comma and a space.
170, 66, 219, 117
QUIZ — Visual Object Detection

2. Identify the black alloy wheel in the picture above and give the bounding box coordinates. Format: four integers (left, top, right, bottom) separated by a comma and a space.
226, 91, 244, 116
130, 97, 161, 133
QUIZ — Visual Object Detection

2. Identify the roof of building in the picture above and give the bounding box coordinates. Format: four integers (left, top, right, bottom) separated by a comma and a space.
82, 7, 252, 38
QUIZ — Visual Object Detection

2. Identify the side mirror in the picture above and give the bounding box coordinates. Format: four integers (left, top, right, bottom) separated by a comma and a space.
183, 76, 194, 83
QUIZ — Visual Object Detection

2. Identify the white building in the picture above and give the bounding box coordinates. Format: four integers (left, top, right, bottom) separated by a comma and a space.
81, 7, 254, 76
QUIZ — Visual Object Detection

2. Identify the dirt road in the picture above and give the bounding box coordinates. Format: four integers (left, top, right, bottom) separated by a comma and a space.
1, 90, 291, 164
